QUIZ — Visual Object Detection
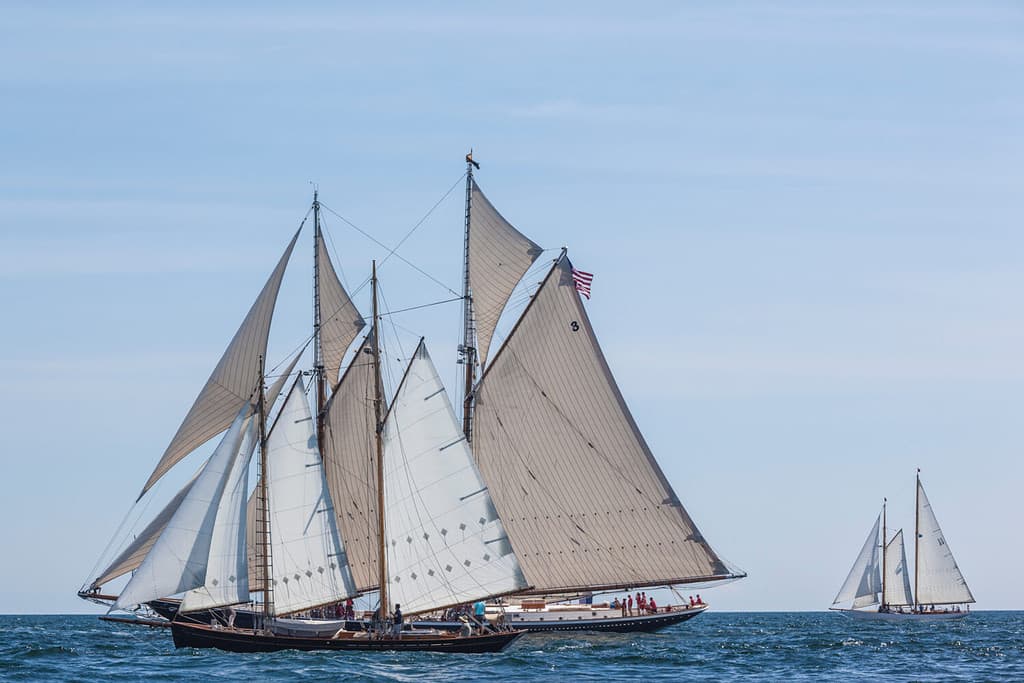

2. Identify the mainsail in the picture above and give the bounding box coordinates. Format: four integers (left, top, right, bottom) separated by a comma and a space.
265, 376, 357, 615
139, 229, 301, 498
915, 480, 974, 605
383, 341, 527, 615
114, 406, 252, 610
316, 232, 365, 386
883, 529, 913, 607
832, 515, 881, 609
468, 180, 542, 366
180, 415, 257, 612
320, 334, 381, 593
472, 255, 737, 594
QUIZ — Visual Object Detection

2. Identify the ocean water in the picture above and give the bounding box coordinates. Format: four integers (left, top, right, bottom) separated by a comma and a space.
1, 612, 1021, 682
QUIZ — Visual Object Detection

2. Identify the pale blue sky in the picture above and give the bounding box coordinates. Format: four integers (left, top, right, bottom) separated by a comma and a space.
1, 2, 1021, 614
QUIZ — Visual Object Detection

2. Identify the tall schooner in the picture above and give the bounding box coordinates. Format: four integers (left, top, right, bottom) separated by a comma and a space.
830, 471, 974, 620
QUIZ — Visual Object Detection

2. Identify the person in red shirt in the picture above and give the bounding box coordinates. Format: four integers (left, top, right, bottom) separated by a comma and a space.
648, 597, 657, 614
627, 595, 634, 616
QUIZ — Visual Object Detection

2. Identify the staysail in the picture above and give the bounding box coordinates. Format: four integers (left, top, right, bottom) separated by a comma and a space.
320, 334, 381, 593
113, 406, 252, 610
472, 254, 737, 594
180, 415, 257, 612
265, 376, 357, 615
883, 529, 913, 607
915, 480, 974, 605
383, 341, 527, 615
468, 180, 542, 366
833, 515, 881, 609
316, 232, 365, 386
139, 229, 301, 498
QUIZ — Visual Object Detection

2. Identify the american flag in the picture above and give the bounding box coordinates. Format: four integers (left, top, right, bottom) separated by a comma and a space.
572, 268, 594, 299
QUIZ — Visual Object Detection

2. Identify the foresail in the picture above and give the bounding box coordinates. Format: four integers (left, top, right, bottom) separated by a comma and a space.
140, 229, 301, 498
883, 530, 913, 606
833, 515, 881, 608
320, 334, 381, 592
180, 415, 257, 612
383, 341, 527, 615
317, 232, 365, 386
472, 255, 736, 594
114, 406, 251, 610
468, 180, 542, 366
92, 473, 199, 589
266, 376, 357, 615
916, 481, 974, 605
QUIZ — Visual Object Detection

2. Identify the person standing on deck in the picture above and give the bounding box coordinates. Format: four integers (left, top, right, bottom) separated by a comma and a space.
473, 600, 487, 632
627, 595, 634, 616
392, 604, 403, 638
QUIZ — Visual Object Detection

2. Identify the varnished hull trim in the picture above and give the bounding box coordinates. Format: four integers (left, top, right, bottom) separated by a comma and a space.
516, 608, 705, 633
171, 622, 524, 653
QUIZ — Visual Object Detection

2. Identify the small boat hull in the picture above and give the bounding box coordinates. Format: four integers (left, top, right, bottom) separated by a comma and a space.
501, 604, 708, 633
834, 608, 970, 621
170, 622, 525, 653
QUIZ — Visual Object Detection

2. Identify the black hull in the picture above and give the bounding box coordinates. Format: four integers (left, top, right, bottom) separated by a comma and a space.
517, 609, 704, 633
171, 622, 524, 653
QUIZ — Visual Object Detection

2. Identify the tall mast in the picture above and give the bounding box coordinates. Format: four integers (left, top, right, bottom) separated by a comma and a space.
312, 188, 326, 445
914, 468, 921, 610
881, 498, 887, 608
460, 151, 480, 441
256, 354, 273, 626
371, 261, 388, 622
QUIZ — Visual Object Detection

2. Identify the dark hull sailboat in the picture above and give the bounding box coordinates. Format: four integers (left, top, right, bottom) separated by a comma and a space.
170, 621, 524, 653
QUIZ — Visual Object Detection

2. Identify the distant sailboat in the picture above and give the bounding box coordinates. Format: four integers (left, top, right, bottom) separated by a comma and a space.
831, 471, 974, 620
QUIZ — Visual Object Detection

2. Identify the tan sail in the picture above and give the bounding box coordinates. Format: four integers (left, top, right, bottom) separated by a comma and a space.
140, 229, 301, 498
468, 180, 542, 366
320, 334, 382, 592
316, 232, 365, 386
473, 255, 738, 594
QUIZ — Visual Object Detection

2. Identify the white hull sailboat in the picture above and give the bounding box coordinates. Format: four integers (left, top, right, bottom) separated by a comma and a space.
831, 471, 974, 621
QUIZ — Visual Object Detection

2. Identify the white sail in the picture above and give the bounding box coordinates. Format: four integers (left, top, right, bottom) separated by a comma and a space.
833, 515, 881, 608
140, 229, 301, 497
91, 473, 199, 589
317, 231, 365, 387
382, 341, 527, 616
472, 255, 736, 593
915, 480, 974, 605
180, 415, 258, 612
320, 334, 381, 592
113, 406, 251, 610
883, 529, 913, 607
265, 376, 357, 615
468, 180, 542, 366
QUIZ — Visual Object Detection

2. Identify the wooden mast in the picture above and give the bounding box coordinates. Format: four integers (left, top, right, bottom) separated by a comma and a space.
256, 354, 273, 628
914, 468, 921, 611
371, 260, 388, 623
881, 498, 887, 609
312, 189, 326, 446
460, 151, 479, 441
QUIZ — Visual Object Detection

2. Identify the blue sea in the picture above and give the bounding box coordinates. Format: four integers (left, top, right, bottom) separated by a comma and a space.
1, 612, 1021, 681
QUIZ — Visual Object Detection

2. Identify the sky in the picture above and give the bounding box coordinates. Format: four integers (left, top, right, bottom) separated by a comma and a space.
0, 2, 1021, 614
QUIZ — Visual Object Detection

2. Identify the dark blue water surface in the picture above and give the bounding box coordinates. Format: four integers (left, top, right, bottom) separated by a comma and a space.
1, 612, 1021, 681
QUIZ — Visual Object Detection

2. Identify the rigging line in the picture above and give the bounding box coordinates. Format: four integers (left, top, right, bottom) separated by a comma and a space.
319, 202, 460, 299
380, 171, 467, 268
377, 296, 464, 318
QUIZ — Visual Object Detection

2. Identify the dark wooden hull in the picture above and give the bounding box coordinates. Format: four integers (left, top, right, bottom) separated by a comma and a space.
170, 622, 524, 653
516, 608, 704, 633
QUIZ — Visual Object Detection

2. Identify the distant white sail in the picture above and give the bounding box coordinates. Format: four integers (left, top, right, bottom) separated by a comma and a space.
833, 515, 881, 608
316, 232, 365, 387
140, 229, 301, 497
265, 376, 357, 616
180, 415, 258, 612
883, 530, 913, 607
915, 481, 974, 605
468, 180, 542, 366
383, 341, 527, 615
113, 406, 251, 610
